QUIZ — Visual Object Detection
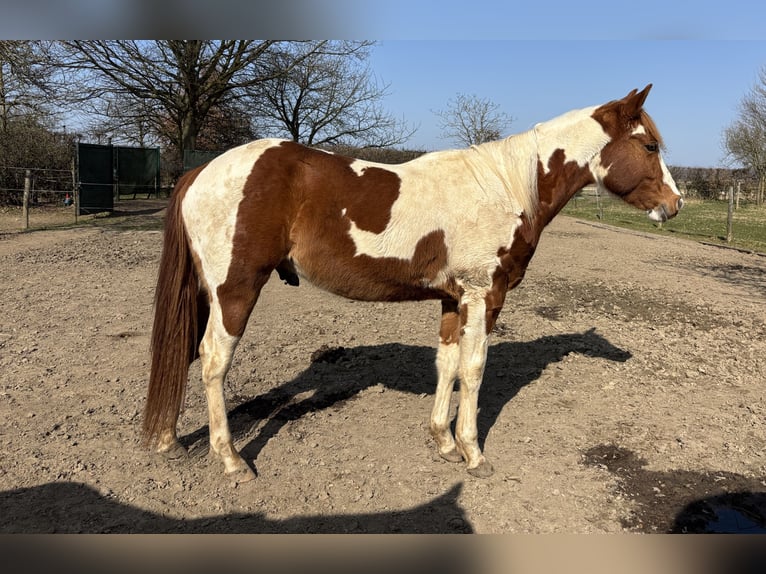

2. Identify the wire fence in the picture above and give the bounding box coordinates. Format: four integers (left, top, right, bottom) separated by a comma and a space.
0, 166, 78, 231
0, 166, 76, 206
564, 186, 766, 254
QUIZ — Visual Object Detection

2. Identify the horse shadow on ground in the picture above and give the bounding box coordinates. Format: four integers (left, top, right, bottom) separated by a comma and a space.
180, 328, 632, 474
0, 480, 471, 536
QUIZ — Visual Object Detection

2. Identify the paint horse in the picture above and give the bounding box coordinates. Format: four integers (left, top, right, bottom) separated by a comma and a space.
144, 85, 682, 482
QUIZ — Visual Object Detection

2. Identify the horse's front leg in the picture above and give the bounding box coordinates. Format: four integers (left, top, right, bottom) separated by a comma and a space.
454, 290, 501, 478
430, 299, 463, 463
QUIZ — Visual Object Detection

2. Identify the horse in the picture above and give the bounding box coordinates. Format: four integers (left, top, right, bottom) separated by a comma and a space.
143, 84, 683, 483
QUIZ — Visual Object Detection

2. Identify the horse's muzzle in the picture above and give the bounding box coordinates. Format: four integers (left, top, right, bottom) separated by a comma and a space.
647, 197, 684, 222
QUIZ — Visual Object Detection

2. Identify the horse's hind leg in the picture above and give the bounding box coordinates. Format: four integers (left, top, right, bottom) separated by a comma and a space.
200, 274, 269, 482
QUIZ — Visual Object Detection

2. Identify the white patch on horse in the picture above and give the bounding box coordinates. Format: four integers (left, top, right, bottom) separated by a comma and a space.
349, 160, 368, 177
632, 125, 647, 135
504, 218, 523, 251
182, 139, 283, 291
534, 106, 611, 174
344, 143, 538, 291
345, 158, 451, 262
590, 159, 612, 197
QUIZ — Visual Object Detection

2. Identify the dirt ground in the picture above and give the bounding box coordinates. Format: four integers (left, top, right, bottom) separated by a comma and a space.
0, 199, 764, 533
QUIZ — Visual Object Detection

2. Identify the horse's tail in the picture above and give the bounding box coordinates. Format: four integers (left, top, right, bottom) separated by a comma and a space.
142, 173, 208, 446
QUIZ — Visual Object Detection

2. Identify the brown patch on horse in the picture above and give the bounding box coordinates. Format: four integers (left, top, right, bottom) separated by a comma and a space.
277, 141, 401, 233
294, 227, 456, 302
537, 151, 596, 220
485, 153, 596, 335
215, 141, 453, 335
215, 146, 301, 337
340, 166, 401, 234
439, 299, 461, 345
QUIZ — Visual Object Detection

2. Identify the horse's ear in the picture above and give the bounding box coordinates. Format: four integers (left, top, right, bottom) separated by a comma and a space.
622, 84, 652, 119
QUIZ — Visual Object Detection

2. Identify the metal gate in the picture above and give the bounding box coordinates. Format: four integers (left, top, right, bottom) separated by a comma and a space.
77, 143, 114, 215
76, 143, 160, 215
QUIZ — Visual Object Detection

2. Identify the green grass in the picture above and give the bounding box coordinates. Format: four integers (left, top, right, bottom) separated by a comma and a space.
562, 195, 766, 254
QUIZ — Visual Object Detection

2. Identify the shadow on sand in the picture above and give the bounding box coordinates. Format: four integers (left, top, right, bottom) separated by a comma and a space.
0, 480, 470, 534
180, 328, 631, 472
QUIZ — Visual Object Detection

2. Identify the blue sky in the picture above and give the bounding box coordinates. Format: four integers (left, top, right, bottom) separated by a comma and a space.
367, 41, 766, 167
5, 1, 766, 168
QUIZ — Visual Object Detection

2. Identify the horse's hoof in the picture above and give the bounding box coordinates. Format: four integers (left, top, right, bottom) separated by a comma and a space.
466, 460, 494, 478
227, 466, 256, 485
158, 441, 188, 460
439, 448, 464, 463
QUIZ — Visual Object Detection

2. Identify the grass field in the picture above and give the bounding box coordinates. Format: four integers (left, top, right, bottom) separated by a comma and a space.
562, 193, 766, 254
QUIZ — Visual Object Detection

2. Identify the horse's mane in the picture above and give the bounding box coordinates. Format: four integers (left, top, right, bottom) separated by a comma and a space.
463, 130, 539, 218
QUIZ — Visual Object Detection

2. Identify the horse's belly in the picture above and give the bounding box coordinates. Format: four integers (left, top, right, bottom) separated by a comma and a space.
289, 253, 455, 302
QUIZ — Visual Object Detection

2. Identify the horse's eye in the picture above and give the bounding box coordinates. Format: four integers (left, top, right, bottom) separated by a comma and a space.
644, 142, 659, 153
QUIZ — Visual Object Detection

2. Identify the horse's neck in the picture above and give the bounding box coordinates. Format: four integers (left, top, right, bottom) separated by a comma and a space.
531, 110, 606, 227
465, 134, 539, 218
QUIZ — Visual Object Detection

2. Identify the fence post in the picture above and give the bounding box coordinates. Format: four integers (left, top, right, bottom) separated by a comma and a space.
726, 185, 734, 243
71, 157, 78, 224
22, 169, 31, 230
595, 187, 603, 219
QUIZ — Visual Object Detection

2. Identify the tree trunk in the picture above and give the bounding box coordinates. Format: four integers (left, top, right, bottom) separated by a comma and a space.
179, 113, 198, 165
0, 63, 7, 135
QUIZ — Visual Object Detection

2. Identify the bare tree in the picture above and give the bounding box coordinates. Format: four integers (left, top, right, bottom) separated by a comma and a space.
56, 41, 325, 162
0, 41, 73, 204
0, 41, 57, 134
247, 41, 415, 148
723, 65, 766, 205
433, 93, 513, 147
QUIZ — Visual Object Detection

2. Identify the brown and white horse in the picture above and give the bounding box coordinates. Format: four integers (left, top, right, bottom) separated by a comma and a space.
143, 84, 682, 482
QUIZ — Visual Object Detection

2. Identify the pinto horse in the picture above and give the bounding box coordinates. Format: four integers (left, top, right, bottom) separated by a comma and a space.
143, 84, 682, 482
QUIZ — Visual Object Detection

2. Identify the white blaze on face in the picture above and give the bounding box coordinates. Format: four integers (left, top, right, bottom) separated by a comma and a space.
646, 155, 683, 222
634, 123, 681, 197
660, 155, 681, 196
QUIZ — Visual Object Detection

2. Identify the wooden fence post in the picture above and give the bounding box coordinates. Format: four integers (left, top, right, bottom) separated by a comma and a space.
22, 169, 31, 230
595, 187, 603, 219
71, 157, 78, 224
726, 185, 734, 243
736, 181, 741, 210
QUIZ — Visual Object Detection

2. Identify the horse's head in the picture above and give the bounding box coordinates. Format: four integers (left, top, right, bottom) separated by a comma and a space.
591, 84, 683, 222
